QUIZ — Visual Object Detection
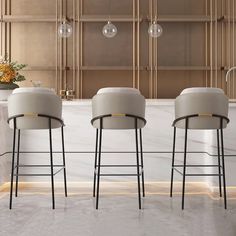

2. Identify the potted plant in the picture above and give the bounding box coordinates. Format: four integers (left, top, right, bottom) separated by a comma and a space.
0, 55, 27, 100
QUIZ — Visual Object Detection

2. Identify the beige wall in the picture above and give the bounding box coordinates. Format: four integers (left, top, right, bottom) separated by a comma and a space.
0, 0, 236, 98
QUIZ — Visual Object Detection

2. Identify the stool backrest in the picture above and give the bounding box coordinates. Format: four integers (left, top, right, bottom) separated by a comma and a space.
92, 88, 146, 129
175, 88, 229, 129
8, 88, 62, 129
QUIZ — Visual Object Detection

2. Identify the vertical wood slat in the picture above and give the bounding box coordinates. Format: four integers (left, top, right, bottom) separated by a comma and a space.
205, 0, 208, 87
59, 0, 63, 93
228, 0, 231, 97
0, 0, 2, 56
72, 0, 76, 94
1, 0, 7, 56
80, 0, 83, 98
233, 0, 235, 98
77, 0, 80, 99
151, 0, 154, 98
215, 0, 218, 88
55, 0, 58, 94
4, 0, 6, 58
152, 0, 155, 98
7, 0, 11, 61
132, 0, 136, 88
154, 0, 158, 98
210, 0, 213, 87
149, 0, 153, 98
64, 0, 67, 90
137, 0, 140, 90
4, 0, 8, 59
227, 0, 231, 97
220, 0, 224, 92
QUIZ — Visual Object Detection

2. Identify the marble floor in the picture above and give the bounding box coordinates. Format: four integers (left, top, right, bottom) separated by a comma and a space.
0, 183, 236, 236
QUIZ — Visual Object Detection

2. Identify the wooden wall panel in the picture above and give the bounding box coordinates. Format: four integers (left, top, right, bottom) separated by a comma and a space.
82, 71, 133, 98
0, 0, 236, 99
83, 0, 133, 15
83, 23, 133, 66
11, 0, 56, 15
11, 23, 56, 67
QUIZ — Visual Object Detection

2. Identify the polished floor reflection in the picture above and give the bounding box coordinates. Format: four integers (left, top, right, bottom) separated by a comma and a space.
0, 183, 236, 236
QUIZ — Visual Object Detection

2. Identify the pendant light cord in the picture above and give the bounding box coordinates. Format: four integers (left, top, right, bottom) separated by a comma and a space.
108, 0, 111, 21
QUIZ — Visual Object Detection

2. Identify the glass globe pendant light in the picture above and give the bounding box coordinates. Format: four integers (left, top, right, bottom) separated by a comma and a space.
148, 21, 163, 38
102, 0, 117, 38
102, 21, 117, 38
58, 21, 72, 38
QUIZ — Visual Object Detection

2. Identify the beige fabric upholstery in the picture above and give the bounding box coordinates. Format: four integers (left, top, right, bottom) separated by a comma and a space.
181, 87, 224, 95
175, 88, 229, 129
12, 87, 55, 95
8, 89, 62, 130
97, 87, 140, 95
92, 88, 146, 129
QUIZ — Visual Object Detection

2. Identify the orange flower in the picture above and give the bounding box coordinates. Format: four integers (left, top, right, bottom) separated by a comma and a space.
0, 63, 16, 83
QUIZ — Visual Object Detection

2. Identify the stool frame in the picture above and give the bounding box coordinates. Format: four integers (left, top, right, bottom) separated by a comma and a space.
91, 113, 146, 209
8, 113, 68, 209
170, 113, 230, 210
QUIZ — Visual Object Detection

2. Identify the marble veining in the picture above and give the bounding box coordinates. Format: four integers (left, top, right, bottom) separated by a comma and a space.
0, 100, 236, 189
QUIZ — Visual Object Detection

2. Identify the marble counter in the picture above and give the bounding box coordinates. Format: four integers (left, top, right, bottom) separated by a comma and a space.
1, 99, 236, 191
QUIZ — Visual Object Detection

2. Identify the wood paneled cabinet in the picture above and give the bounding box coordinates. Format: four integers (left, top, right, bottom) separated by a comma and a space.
0, 0, 236, 98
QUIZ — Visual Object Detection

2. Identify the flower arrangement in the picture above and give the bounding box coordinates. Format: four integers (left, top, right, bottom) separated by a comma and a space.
0, 55, 27, 84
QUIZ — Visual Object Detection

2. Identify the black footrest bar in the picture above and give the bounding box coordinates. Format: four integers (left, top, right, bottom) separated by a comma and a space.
173, 164, 221, 168
98, 164, 142, 168
13, 167, 65, 177
15, 164, 65, 168
100, 174, 141, 177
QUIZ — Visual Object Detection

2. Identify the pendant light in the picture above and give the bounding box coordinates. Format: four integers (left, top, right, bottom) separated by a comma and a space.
58, 20, 73, 38
148, 20, 163, 38
102, 0, 117, 38
102, 21, 117, 38
148, 0, 163, 39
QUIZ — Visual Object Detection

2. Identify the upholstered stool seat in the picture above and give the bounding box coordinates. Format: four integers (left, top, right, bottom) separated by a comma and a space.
170, 87, 229, 209
8, 87, 67, 209
92, 87, 145, 130
91, 87, 146, 209
9, 87, 61, 130
175, 87, 228, 130
180, 87, 224, 95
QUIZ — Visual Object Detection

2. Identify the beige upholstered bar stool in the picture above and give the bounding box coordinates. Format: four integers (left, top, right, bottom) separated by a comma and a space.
7, 87, 67, 209
170, 87, 229, 209
91, 87, 146, 209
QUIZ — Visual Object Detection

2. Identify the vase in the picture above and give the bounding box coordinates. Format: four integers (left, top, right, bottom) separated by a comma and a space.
0, 83, 19, 101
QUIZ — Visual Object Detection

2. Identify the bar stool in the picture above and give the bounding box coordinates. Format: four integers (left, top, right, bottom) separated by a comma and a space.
170, 87, 229, 209
91, 87, 146, 209
7, 87, 67, 209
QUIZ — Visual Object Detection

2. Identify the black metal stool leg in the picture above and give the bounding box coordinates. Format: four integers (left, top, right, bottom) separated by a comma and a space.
182, 119, 188, 210
49, 119, 55, 209
135, 119, 141, 209
217, 129, 222, 197
170, 127, 176, 197
93, 129, 99, 197
139, 129, 145, 197
15, 129, 21, 197
9, 118, 16, 209
220, 124, 227, 209
96, 119, 103, 209
61, 126, 68, 197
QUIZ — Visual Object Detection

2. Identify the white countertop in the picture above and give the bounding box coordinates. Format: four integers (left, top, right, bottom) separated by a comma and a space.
0, 98, 236, 188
